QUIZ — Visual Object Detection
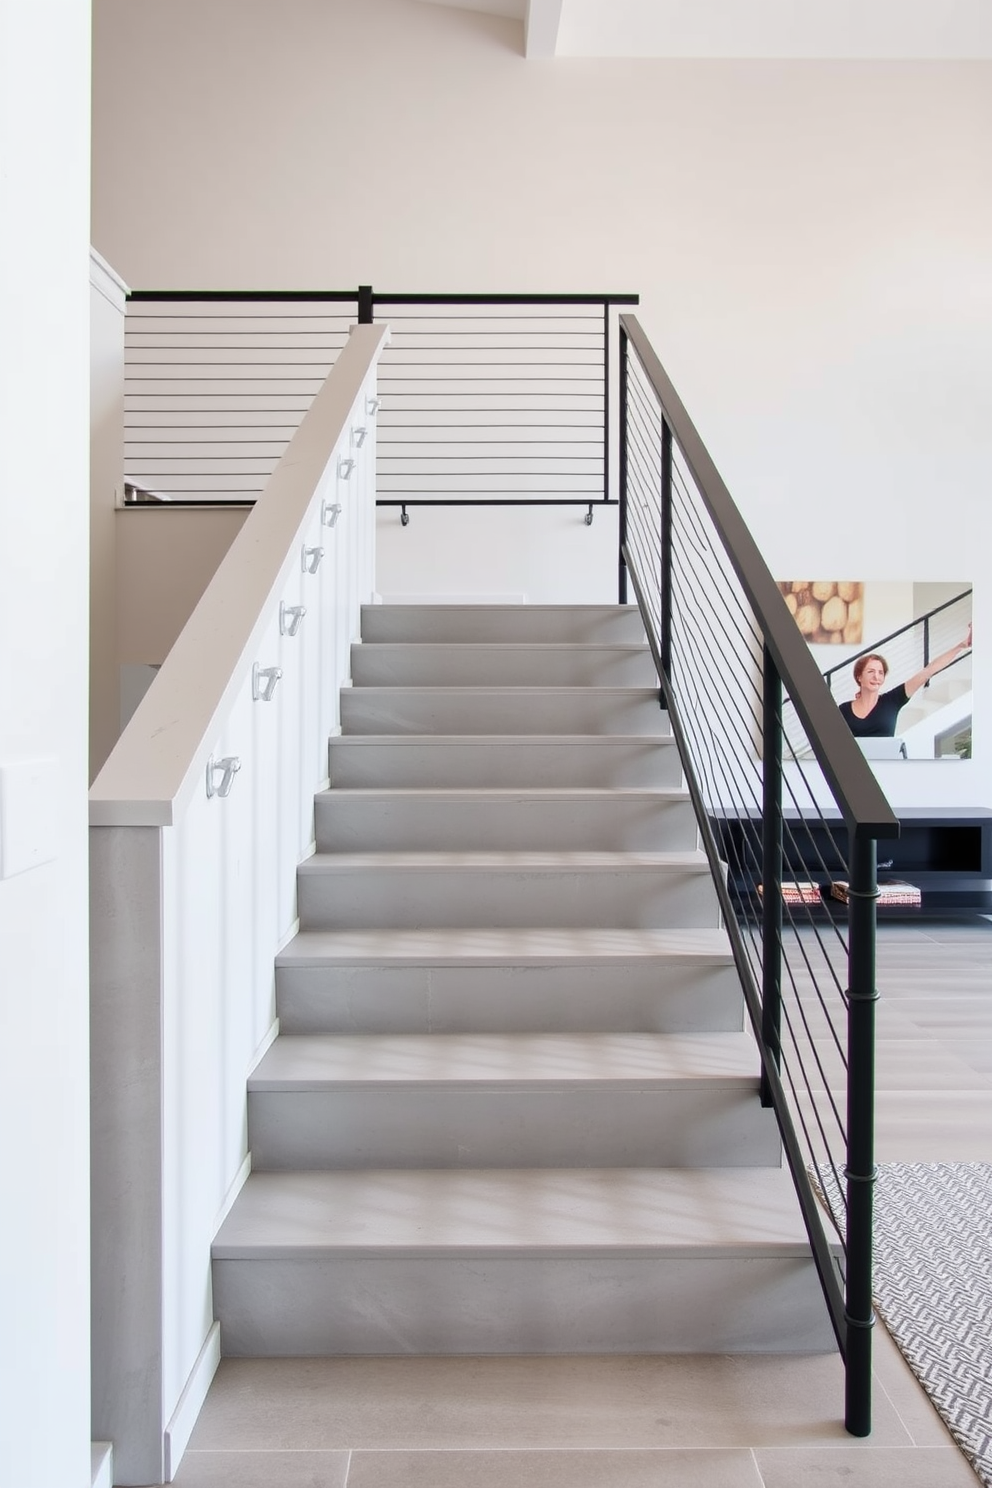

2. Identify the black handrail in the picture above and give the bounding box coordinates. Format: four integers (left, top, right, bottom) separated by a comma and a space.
620, 316, 897, 846
620, 312, 899, 1438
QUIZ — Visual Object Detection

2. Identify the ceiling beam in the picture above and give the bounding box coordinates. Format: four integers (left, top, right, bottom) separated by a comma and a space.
525, 0, 564, 57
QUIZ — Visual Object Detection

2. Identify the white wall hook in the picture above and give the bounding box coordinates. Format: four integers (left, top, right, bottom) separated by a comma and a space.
366, 395, 380, 415
279, 602, 306, 636
252, 664, 283, 702
351, 426, 367, 448
321, 500, 342, 528
302, 545, 324, 574
337, 456, 355, 480
205, 755, 241, 799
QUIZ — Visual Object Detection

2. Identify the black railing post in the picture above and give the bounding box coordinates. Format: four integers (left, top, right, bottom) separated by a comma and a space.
845, 831, 878, 1437
603, 301, 610, 509
923, 614, 931, 687
618, 326, 629, 604
358, 285, 374, 324
760, 645, 783, 1107
660, 418, 673, 682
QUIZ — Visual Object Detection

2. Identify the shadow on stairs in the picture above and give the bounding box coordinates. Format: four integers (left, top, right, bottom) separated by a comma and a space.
212, 604, 838, 1357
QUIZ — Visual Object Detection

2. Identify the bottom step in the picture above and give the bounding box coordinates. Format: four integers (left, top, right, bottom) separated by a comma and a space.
213, 1168, 838, 1356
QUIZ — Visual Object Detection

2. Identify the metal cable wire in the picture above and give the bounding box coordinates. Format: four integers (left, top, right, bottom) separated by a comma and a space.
624, 342, 870, 1295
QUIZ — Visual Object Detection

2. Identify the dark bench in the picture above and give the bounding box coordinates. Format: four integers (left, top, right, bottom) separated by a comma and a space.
708, 805, 992, 915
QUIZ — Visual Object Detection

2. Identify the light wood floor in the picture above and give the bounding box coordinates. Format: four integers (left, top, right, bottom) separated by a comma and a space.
174, 918, 991, 1488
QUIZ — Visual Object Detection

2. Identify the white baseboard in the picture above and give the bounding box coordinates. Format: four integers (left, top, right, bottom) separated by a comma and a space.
163, 1322, 221, 1481
91, 1441, 113, 1488
214, 1151, 252, 1233
248, 1019, 280, 1074
276, 915, 303, 951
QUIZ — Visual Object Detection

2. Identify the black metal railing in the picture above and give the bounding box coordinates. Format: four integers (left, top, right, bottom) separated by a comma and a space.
619, 313, 899, 1437
123, 288, 638, 513
124, 290, 358, 503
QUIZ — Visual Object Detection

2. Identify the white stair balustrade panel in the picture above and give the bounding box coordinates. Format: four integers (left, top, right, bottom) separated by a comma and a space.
89, 324, 389, 1486
213, 601, 840, 1363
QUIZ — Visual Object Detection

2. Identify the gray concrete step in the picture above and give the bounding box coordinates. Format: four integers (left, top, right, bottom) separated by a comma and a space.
246, 1030, 777, 1170
326, 734, 682, 789
314, 787, 698, 853
211, 1167, 839, 1355
274, 926, 743, 1036
296, 850, 722, 930
339, 686, 665, 736
361, 604, 647, 646
350, 643, 657, 688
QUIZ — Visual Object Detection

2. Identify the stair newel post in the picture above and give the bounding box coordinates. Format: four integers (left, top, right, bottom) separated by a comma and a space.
845, 830, 878, 1437
760, 644, 783, 1107
660, 417, 673, 684
618, 324, 629, 605
358, 285, 374, 324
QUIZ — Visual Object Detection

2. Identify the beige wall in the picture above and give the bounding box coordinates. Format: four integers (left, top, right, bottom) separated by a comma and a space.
90, 252, 128, 779
116, 506, 251, 666
91, 0, 992, 557
91, 0, 992, 795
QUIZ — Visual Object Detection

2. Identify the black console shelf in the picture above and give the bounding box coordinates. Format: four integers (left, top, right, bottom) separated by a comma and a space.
708, 806, 992, 916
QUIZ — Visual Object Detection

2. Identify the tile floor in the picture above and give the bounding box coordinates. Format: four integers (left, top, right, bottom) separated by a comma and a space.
175, 918, 991, 1487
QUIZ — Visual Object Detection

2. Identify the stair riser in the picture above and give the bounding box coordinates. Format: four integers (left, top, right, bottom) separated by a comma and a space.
340, 689, 665, 736
275, 962, 744, 1036
247, 1087, 778, 1170
361, 605, 647, 645
351, 645, 658, 688
315, 795, 698, 854
297, 865, 721, 930
212, 1256, 837, 1356
328, 738, 683, 789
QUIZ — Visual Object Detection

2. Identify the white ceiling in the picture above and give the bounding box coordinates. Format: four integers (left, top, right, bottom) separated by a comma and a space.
420, 0, 992, 59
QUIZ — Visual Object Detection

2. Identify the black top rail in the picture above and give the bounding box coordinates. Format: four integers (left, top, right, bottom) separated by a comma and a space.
126, 289, 640, 306
620, 314, 898, 843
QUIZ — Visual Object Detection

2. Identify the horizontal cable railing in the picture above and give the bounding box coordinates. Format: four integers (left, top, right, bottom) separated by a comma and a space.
123, 288, 638, 513
620, 313, 899, 1439
371, 293, 635, 517
125, 291, 357, 502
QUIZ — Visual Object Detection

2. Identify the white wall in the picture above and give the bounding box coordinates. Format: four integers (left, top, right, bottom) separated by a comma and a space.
90, 0, 992, 800
0, 1, 92, 1485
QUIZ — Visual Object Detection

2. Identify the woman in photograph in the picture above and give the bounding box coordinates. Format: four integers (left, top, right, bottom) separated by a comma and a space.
840, 625, 972, 738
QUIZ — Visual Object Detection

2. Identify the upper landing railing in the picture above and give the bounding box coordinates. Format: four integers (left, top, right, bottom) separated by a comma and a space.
123, 286, 638, 518
619, 313, 899, 1439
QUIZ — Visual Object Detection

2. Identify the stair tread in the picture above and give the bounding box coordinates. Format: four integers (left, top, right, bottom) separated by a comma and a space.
354, 643, 653, 653
345, 685, 662, 696
214, 1167, 824, 1258
276, 926, 734, 967
299, 849, 710, 871
250, 1031, 759, 1090
329, 734, 676, 746
315, 787, 688, 801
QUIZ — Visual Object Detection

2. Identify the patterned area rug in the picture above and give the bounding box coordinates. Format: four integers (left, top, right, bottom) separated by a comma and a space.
815, 1162, 992, 1485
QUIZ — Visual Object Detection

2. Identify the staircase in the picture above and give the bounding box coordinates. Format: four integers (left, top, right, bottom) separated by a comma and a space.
212, 603, 837, 1356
